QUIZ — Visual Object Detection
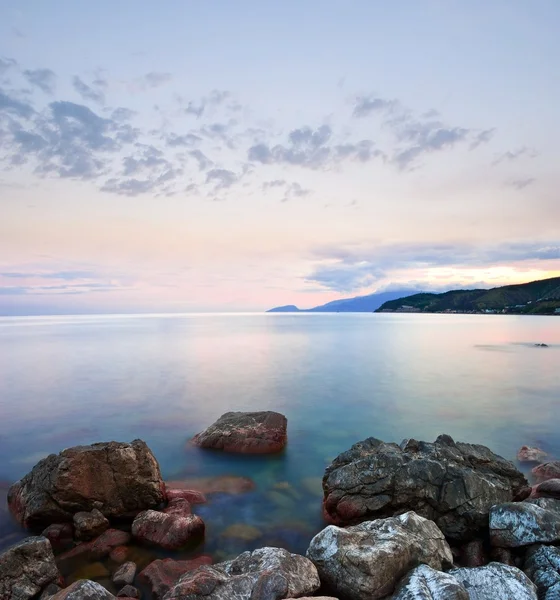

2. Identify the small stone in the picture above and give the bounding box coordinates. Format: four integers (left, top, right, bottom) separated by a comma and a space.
518, 446, 548, 463
138, 556, 212, 600
41, 524, 74, 551
490, 547, 516, 566
132, 510, 204, 550
74, 509, 110, 541
113, 562, 137, 587
117, 584, 139, 598
91, 529, 131, 558
459, 538, 487, 567
164, 488, 207, 504
50, 580, 115, 599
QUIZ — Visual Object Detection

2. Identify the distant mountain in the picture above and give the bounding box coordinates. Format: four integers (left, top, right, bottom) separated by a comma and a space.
267, 289, 419, 313
376, 276, 560, 315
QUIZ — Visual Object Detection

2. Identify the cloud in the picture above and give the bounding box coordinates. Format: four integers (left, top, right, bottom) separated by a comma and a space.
281, 182, 311, 202
508, 177, 536, 190
72, 76, 105, 104
23, 68, 56, 94
189, 149, 212, 171
492, 147, 538, 166
0, 88, 34, 118
306, 261, 386, 292
166, 133, 201, 147
182, 89, 236, 118
1, 270, 95, 279
111, 107, 136, 122
353, 95, 397, 118
206, 168, 237, 190
263, 179, 287, 189
144, 72, 172, 88
101, 168, 179, 196
470, 128, 495, 149
0, 57, 17, 76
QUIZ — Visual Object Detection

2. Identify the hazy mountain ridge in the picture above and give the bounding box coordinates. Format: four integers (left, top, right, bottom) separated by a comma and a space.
376, 276, 560, 314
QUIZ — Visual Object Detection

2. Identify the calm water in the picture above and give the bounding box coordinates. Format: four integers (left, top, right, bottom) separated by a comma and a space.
1, 313, 559, 568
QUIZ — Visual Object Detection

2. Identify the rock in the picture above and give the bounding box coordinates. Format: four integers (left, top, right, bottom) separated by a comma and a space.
73, 509, 110, 541
490, 500, 560, 547
57, 530, 131, 568
535, 479, 560, 499
459, 539, 486, 567
42, 524, 74, 551
0, 536, 61, 600
322, 434, 528, 540
117, 584, 139, 598
138, 556, 212, 600
51, 580, 116, 599
40, 583, 63, 599
221, 524, 262, 542
450, 562, 537, 599
391, 564, 469, 600
165, 476, 255, 495
67, 562, 110, 584
164, 547, 319, 600
8, 440, 165, 528
162, 499, 191, 518
306, 511, 453, 600
518, 446, 549, 463
112, 561, 137, 587
285, 598, 338, 600
524, 544, 560, 600
533, 461, 560, 482
490, 547, 516, 566
132, 510, 204, 551
534, 343, 549, 347
192, 411, 288, 454
164, 488, 206, 504
109, 546, 129, 564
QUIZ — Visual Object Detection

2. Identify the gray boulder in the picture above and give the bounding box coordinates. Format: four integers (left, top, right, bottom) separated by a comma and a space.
306, 511, 453, 600
112, 561, 137, 587
450, 562, 537, 599
73, 509, 110, 541
163, 546, 319, 599
523, 544, 560, 600
51, 580, 115, 599
490, 499, 560, 547
391, 565, 469, 600
192, 411, 287, 454
8, 440, 165, 527
322, 435, 528, 541
0, 536, 60, 600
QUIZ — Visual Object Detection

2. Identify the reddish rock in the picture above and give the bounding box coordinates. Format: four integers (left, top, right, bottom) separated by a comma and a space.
165, 476, 255, 495
533, 461, 560, 483
51, 580, 114, 599
139, 556, 212, 600
117, 584, 139, 597
8, 440, 165, 528
112, 561, 137, 587
192, 411, 288, 454
132, 510, 204, 551
42, 524, 74, 551
490, 547, 516, 566
109, 546, 129, 564
459, 539, 487, 567
91, 529, 131, 558
164, 488, 207, 504
517, 446, 548, 463
535, 478, 560, 499
163, 498, 191, 518
73, 509, 110, 541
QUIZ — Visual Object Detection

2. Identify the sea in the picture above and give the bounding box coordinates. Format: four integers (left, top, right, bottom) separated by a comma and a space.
1, 312, 559, 571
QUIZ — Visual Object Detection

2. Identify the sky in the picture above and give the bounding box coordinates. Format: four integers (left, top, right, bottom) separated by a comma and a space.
1, 0, 559, 315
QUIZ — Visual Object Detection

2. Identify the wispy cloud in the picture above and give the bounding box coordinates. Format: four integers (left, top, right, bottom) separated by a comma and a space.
492, 147, 538, 166
508, 177, 536, 190
73, 76, 105, 105
23, 68, 56, 94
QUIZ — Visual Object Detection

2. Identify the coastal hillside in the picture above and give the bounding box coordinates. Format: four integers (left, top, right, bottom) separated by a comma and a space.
267, 289, 418, 313
376, 276, 560, 315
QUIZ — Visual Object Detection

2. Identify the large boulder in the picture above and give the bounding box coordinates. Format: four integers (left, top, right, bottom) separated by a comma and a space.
139, 557, 212, 600
306, 511, 453, 600
450, 563, 537, 599
0, 536, 61, 600
489, 499, 560, 547
192, 411, 287, 454
132, 510, 204, 550
51, 580, 115, 599
391, 564, 469, 600
322, 434, 528, 540
164, 547, 319, 599
8, 440, 165, 528
524, 544, 560, 599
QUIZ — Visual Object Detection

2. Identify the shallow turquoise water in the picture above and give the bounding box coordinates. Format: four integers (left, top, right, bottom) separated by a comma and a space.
1, 313, 559, 561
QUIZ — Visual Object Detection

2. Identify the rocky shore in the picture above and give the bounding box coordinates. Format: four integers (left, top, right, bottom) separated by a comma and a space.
1, 412, 560, 599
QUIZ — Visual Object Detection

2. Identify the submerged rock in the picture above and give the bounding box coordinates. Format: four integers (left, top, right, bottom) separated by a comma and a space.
138, 556, 212, 600
322, 434, 528, 540
8, 440, 165, 527
164, 547, 319, 600
489, 499, 560, 547
132, 510, 204, 551
450, 562, 537, 599
165, 476, 255, 495
164, 488, 207, 504
192, 411, 288, 454
51, 579, 115, 599
306, 511, 453, 600
0, 536, 61, 600
41, 524, 74, 551
391, 564, 469, 600
533, 461, 560, 482
524, 544, 560, 600
517, 446, 548, 463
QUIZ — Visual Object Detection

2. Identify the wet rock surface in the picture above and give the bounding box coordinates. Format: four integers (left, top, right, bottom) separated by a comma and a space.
132, 510, 205, 551
138, 557, 212, 600
8, 440, 165, 527
450, 562, 537, 599
307, 511, 453, 600
51, 579, 116, 599
523, 544, 560, 600
112, 561, 137, 587
0, 536, 61, 600
74, 509, 110, 541
391, 564, 469, 600
322, 434, 528, 540
517, 446, 548, 463
192, 411, 288, 454
533, 461, 560, 482
164, 546, 319, 600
